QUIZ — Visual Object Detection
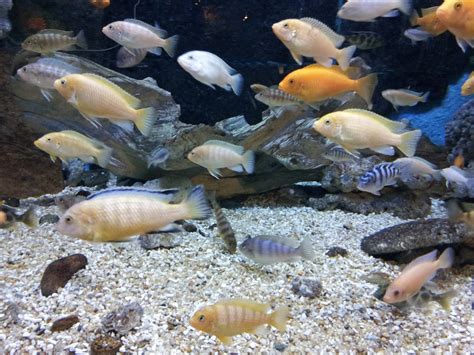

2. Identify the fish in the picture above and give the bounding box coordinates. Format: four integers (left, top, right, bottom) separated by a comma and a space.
116, 47, 148, 68
313, 109, 422, 157
441, 166, 474, 188
55, 185, 212, 242
177, 50, 244, 95
453, 152, 465, 168
409, 7, 447, 36
250, 84, 268, 94
345, 31, 385, 50
90, 0, 110, 9
239, 235, 315, 264
55, 194, 87, 213
102, 19, 179, 57
187, 140, 255, 179
0, 205, 37, 229
338, 0, 413, 22
382, 89, 430, 111
53, 73, 157, 136
446, 199, 474, 228
22, 29, 88, 54
404, 28, 435, 43
383, 248, 455, 304
392, 157, 442, 182
357, 163, 401, 196
17, 58, 80, 102
278, 64, 378, 109
34, 130, 115, 168
461, 72, 474, 96
209, 193, 237, 254
436, 0, 474, 52
272, 17, 356, 70
322, 144, 361, 162
254, 85, 304, 108
189, 299, 289, 345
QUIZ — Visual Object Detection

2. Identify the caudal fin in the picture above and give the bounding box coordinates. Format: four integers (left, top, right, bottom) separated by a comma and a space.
398, 129, 422, 157
135, 107, 157, 137
96, 146, 113, 168
231, 73, 244, 96
183, 185, 212, 220
75, 30, 88, 49
436, 289, 458, 312
356, 73, 378, 109
20, 206, 38, 228
437, 247, 455, 269
270, 306, 289, 332
242, 150, 255, 174
399, 0, 413, 16
297, 237, 315, 261
409, 10, 419, 26
337, 45, 357, 71
421, 91, 430, 103
163, 35, 179, 57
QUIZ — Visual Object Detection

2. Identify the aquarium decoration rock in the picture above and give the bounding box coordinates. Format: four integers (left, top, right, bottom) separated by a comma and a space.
102, 302, 144, 335
291, 277, 323, 299
40, 254, 88, 296
39, 214, 59, 225
50, 314, 79, 332
446, 99, 474, 166
139, 233, 181, 250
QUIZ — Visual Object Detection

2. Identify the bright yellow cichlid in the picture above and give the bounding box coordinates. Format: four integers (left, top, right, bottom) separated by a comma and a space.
34, 130, 114, 168
190, 299, 289, 345
437, 0, 474, 52
55, 185, 211, 242
410, 7, 447, 36
313, 109, 422, 157
54, 73, 157, 136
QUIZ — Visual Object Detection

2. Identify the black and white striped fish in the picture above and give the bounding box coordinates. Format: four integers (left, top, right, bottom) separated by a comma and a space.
239, 235, 314, 264
210, 197, 237, 254
357, 163, 400, 196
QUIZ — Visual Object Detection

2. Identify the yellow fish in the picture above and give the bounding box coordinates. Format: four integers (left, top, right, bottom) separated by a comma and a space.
313, 109, 422, 157
54, 73, 156, 136
461, 71, 474, 96
437, 0, 474, 52
190, 299, 289, 345
410, 7, 447, 36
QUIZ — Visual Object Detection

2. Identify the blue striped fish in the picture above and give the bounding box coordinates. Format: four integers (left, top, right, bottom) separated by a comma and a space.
239, 235, 315, 264
357, 162, 400, 196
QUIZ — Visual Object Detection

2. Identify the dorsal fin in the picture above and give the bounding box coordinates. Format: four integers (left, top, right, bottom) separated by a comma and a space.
87, 187, 180, 203
407, 156, 437, 169
203, 140, 245, 155
343, 109, 407, 133
124, 19, 168, 38
253, 235, 300, 248
421, 6, 439, 16
216, 299, 271, 313
81, 73, 141, 108
38, 29, 74, 37
396, 89, 424, 96
300, 17, 345, 47
402, 250, 438, 274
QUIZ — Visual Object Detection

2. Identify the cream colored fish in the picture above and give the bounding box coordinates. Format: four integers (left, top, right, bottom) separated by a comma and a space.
54, 73, 156, 136
392, 157, 442, 182
187, 140, 255, 179
55, 186, 211, 242
34, 130, 114, 168
383, 248, 454, 304
338, 0, 413, 22
313, 109, 422, 157
382, 89, 430, 111
22, 29, 88, 54
272, 18, 356, 70
461, 72, 474, 96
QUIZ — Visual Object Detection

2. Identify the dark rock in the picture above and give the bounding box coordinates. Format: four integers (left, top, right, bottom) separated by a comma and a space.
70, 169, 110, 189
326, 247, 348, 257
291, 277, 323, 299
90, 335, 122, 355
182, 223, 198, 233
446, 99, 474, 165
50, 315, 79, 332
0, 197, 20, 207
139, 234, 181, 250
308, 190, 431, 219
274, 343, 288, 352
40, 254, 88, 297
39, 214, 60, 225
102, 302, 144, 335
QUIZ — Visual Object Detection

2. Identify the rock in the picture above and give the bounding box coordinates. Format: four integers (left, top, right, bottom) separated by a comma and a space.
102, 302, 144, 335
39, 214, 60, 225
0, 197, 20, 207
90, 335, 122, 355
308, 190, 431, 219
326, 247, 348, 257
182, 223, 197, 233
50, 315, 79, 332
291, 277, 323, 299
139, 234, 181, 250
446, 99, 474, 165
274, 343, 288, 352
40, 254, 88, 297
0, 302, 20, 325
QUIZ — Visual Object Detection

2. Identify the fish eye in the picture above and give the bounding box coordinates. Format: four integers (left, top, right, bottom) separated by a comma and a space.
22, 67, 27, 72
198, 314, 205, 322
47, 138, 51, 141
60, 79, 66, 85
283, 23, 289, 28
289, 79, 294, 84
324, 119, 331, 125
454, 1, 462, 9
393, 290, 400, 296
108, 25, 113, 30
65, 216, 73, 224
189, 55, 194, 60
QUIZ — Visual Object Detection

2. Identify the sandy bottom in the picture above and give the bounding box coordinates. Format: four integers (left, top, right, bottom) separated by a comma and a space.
0, 194, 473, 353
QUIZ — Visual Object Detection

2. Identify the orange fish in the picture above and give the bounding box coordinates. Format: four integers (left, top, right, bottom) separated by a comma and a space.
436, 0, 474, 52
278, 64, 378, 109
410, 7, 447, 36
90, 0, 110, 9
453, 152, 465, 168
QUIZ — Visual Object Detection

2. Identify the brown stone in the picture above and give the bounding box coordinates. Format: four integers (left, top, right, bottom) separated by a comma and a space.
90, 335, 122, 355
40, 254, 88, 297
50, 315, 79, 332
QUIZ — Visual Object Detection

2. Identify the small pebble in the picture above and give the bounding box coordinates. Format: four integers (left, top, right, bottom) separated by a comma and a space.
102, 302, 144, 335
274, 343, 288, 352
291, 277, 323, 298
326, 246, 348, 257
182, 222, 197, 233
50, 315, 79, 332
90, 335, 122, 355
39, 214, 60, 225
40, 254, 88, 297
139, 234, 180, 250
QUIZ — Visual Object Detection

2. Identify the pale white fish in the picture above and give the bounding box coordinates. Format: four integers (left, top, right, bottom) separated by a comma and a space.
404, 28, 435, 43
177, 50, 244, 95
116, 47, 148, 68
382, 89, 429, 111
338, 0, 413, 22
441, 166, 474, 187
392, 157, 442, 182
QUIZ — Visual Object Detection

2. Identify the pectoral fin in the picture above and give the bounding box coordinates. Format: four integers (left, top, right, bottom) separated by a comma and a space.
49, 155, 57, 163
79, 111, 102, 129
208, 168, 222, 179
371, 146, 395, 156
290, 50, 303, 65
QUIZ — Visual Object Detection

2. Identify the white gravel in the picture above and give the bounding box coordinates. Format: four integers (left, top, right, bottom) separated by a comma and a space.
0, 194, 473, 353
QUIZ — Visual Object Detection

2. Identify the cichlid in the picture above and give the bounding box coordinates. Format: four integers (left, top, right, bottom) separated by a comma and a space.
313, 109, 422, 157
461, 72, 474, 96
177, 50, 244, 95
437, 0, 474, 52
346, 31, 385, 50
322, 144, 361, 163
116, 46, 147, 68
34, 130, 114, 168
441, 166, 474, 188
187, 140, 255, 179
190, 299, 289, 345
54, 73, 157, 136
404, 28, 435, 43
392, 157, 442, 182
55, 185, 211, 242
250, 84, 268, 94
382, 89, 430, 111
279, 64, 378, 109
239, 235, 315, 264
102, 19, 179, 57
17, 58, 80, 102
254, 85, 304, 108
409, 7, 447, 36
383, 248, 455, 304
22, 29, 88, 54
446, 199, 474, 229
209, 194, 237, 254
338, 0, 413, 22
357, 163, 400, 196
0, 205, 37, 229
272, 17, 356, 70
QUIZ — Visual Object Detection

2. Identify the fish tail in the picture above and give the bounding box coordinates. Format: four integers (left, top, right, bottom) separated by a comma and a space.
421, 91, 430, 103
436, 289, 458, 312
398, 129, 422, 157
409, 9, 419, 26
356, 73, 378, 110
297, 237, 315, 261
399, 0, 414, 16
437, 247, 455, 269
183, 185, 212, 220
135, 107, 157, 137
75, 30, 88, 49
432, 169, 443, 181
269, 306, 289, 332
230, 73, 244, 96
96, 145, 114, 168
20, 206, 38, 228
242, 150, 255, 174
163, 35, 179, 57
337, 45, 356, 71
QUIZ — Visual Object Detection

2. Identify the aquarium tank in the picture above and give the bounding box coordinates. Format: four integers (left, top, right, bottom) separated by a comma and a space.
0, 0, 473, 353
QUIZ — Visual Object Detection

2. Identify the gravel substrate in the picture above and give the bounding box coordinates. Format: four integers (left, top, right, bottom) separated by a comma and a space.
0, 194, 473, 353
